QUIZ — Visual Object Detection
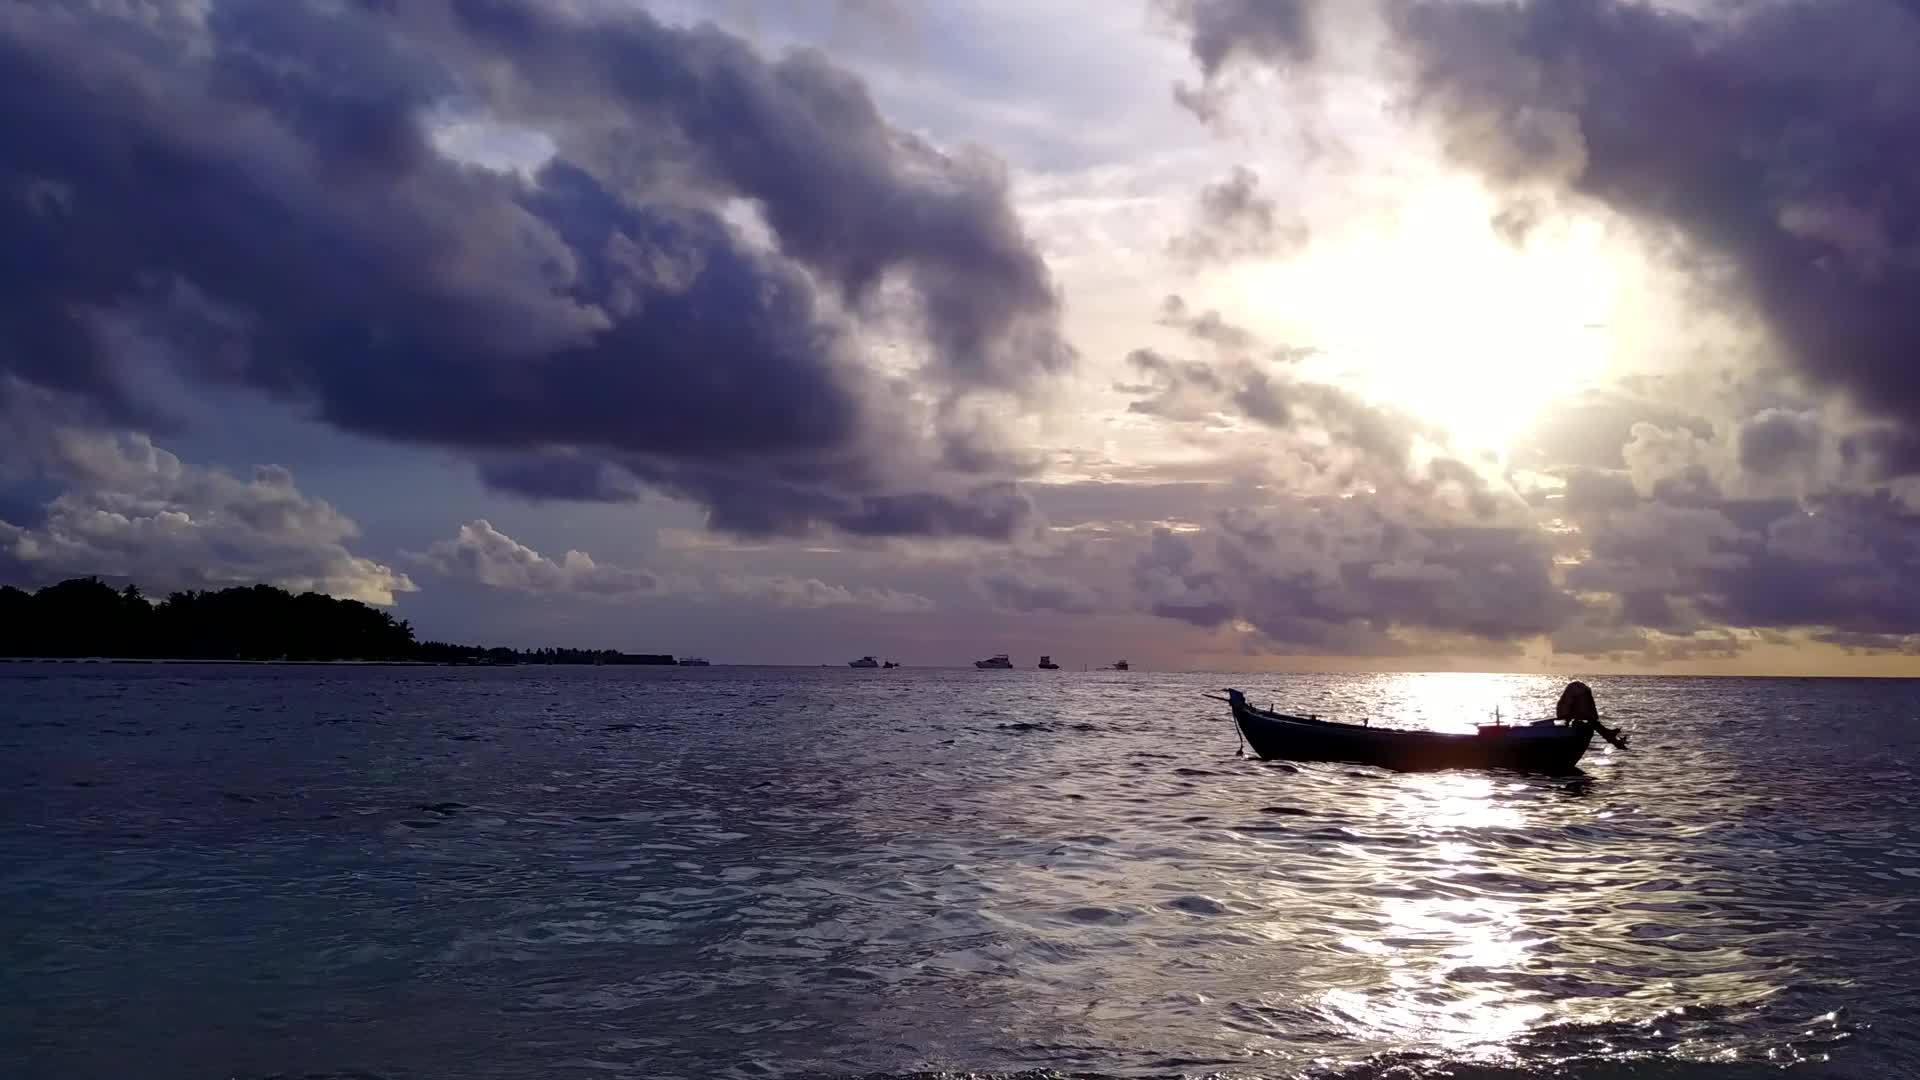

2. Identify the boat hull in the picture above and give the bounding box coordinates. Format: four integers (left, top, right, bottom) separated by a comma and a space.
1230, 696, 1592, 774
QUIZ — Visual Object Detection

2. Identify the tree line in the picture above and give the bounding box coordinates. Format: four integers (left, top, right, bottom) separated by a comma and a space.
0, 577, 676, 664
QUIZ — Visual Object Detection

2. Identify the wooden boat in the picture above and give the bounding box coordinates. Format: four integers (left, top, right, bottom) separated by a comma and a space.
1219, 687, 1616, 774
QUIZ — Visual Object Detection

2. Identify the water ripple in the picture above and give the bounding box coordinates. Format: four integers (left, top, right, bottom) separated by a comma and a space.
1, 666, 1916, 1079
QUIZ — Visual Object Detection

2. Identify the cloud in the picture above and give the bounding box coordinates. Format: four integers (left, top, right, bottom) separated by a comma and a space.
1737, 409, 1822, 478
1118, 344, 1445, 487
1101, 275, 1920, 665
1162, 0, 1318, 122
714, 575, 934, 613
1124, 493, 1573, 655
1215, 502, 1572, 648
1169, 0, 1316, 74
1555, 471, 1920, 642
414, 520, 931, 612
413, 520, 660, 598
1121, 347, 1235, 427
1157, 294, 1266, 354
0, 0, 1070, 540
1393, 0, 1920, 441
1812, 630, 1920, 656
975, 566, 1101, 614
1166, 0, 1920, 464
1552, 620, 1750, 665
1133, 527, 1236, 628
1710, 496, 1920, 635
0, 428, 413, 605
936, 351, 1920, 665
1513, 384, 1716, 471
1167, 166, 1306, 264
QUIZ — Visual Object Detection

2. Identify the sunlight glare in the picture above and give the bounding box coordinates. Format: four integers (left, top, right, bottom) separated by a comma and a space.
1236, 180, 1621, 458
1376, 672, 1551, 734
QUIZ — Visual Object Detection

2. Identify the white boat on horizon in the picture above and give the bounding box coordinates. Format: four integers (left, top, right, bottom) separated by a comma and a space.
974, 653, 1012, 669
849, 656, 879, 668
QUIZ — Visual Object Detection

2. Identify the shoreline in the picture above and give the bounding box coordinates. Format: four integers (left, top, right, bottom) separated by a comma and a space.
0, 657, 686, 667
0, 657, 438, 666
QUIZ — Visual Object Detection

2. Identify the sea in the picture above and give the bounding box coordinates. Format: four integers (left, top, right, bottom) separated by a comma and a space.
3, 664, 1918, 1080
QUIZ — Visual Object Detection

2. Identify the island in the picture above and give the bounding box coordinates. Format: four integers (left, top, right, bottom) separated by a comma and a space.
0, 577, 678, 665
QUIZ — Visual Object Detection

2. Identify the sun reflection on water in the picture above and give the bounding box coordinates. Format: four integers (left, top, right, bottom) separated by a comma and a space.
1370, 671, 1562, 733
1315, 770, 1549, 1058
1397, 772, 1526, 832
1322, 895, 1548, 1054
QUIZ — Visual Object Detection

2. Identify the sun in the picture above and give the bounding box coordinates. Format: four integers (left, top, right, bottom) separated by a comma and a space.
1230, 178, 1623, 459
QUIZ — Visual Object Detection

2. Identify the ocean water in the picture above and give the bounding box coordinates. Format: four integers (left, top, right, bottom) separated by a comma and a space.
2, 665, 1918, 1080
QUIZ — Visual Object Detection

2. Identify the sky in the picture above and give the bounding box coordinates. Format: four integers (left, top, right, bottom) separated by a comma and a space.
3, 0, 1919, 674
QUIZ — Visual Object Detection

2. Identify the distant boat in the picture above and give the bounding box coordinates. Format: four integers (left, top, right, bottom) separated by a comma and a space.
1109, 660, 1129, 671
678, 657, 710, 667
883, 660, 900, 669
1037, 655, 1059, 670
974, 653, 1012, 669
849, 656, 879, 668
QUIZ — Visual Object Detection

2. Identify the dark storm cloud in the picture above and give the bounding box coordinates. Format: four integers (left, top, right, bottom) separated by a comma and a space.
0, 0, 1068, 539
1551, 467, 1640, 515
1168, 166, 1306, 264
476, 451, 647, 505
1535, 406, 1920, 653
427, 0, 1072, 388
1558, 479, 1920, 644
1704, 494, 1920, 636
1130, 498, 1572, 654
1167, 0, 1316, 75
1217, 506, 1571, 645
1161, 0, 1318, 121
1132, 527, 1236, 628
1030, 479, 1245, 531
976, 566, 1101, 614
1737, 409, 1822, 477
690, 477, 1035, 542
1166, 0, 1920, 455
